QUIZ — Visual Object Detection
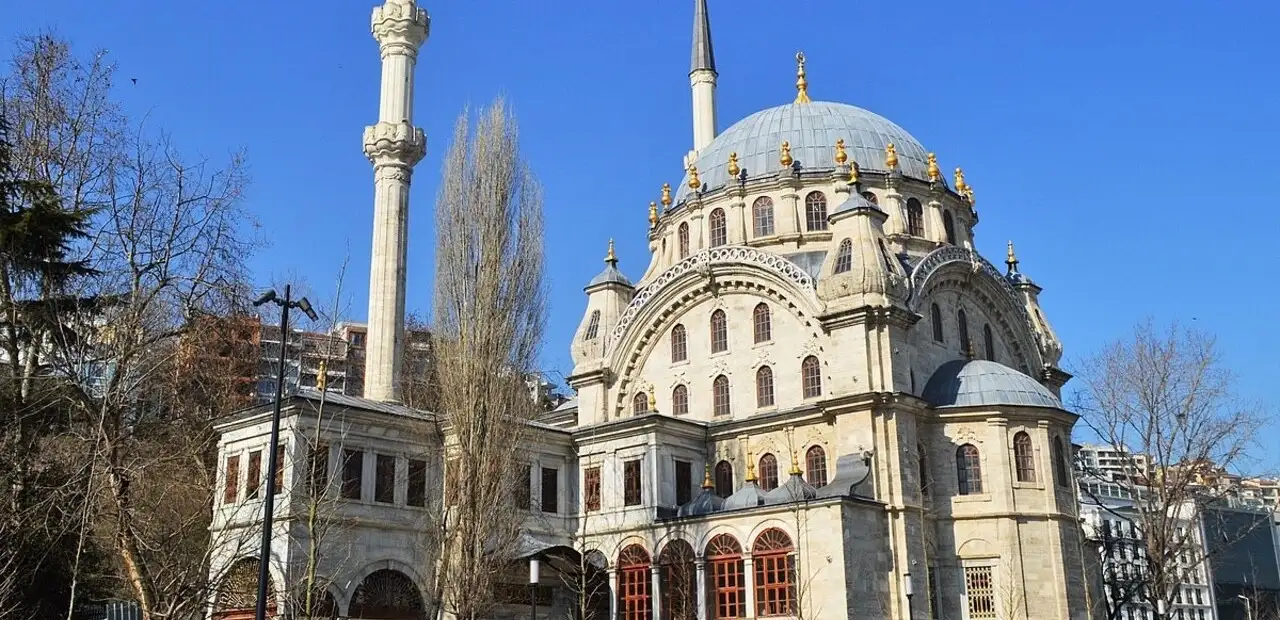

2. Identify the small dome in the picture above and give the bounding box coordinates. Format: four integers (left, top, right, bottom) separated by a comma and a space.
723, 480, 766, 510
587, 264, 632, 288
922, 359, 1062, 409
677, 101, 932, 202
763, 472, 818, 505
829, 191, 882, 216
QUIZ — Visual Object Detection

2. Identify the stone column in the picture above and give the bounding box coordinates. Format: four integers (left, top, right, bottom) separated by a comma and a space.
362, 0, 428, 403
743, 555, 756, 615
728, 198, 746, 244
608, 568, 619, 619
695, 559, 707, 620
650, 565, 662, 620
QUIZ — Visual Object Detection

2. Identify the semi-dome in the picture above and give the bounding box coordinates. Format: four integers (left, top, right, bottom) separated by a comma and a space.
676, 101, 932, 202
922, 359, 1063, 409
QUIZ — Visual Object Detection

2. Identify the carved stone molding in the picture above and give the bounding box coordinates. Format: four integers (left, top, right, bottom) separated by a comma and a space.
372, 1, 430, 52
363, 122, 426, 167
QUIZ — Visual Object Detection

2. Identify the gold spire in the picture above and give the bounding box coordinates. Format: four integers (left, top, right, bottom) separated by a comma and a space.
727, 152, 740, 177
316, 360, 328, 391
964, 184, 975, 205
779, 141, 793, 168
954, 167, 968, 193
661, 182, 673, 209
687, 165, 701, 190
885, 143, 899, 169
789, 449, 802, 476
604, 238, 617, 265
834, 138, 848, 165
648, 386, 657, 413
648, 201, 658, 228
848, 161, 860, 184
702, 464, 715, 489
745, 451, 757, 482
1006, 240, 1019, 274
927, 152, 940, 182
794, 52, 811, 104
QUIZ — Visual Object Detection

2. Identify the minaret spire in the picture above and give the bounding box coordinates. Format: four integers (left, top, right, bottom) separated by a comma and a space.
686, 0, 718, 165
362, 0, 429, 403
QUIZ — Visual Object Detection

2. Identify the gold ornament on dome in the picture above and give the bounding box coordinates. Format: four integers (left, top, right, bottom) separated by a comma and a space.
648, 386, 657, 412
604, 238, 617, 265
849, 161, 860, 184
1006, 240, 1019, 272
745, 450, 757, 481
727, 152, 740, 177
648, 201, 658, 228
927, 152, 940, 182
954, 167, 968, 193
885, 143, 899, 169
834, 138, 848, 165
965, 185, 975, 205
702, 464, 715, 489
687, 165, 701, 190
779, 141, 793, 168
661, 182, 672, 208
794, 52, 811, 104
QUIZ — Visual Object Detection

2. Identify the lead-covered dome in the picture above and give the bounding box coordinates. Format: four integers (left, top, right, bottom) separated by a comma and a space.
676, 101, 932, 202
922, 359, 1063, 409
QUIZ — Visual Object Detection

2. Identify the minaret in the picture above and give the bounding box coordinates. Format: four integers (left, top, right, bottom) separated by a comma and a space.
362, 0, 429, 403
685, 0, 718, 167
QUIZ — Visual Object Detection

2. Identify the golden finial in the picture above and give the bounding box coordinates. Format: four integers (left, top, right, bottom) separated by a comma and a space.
1006, 240, 1020, 274
687, 165, 701, 190
954, 167, 968, 193
885, 143, 899, 170
965, 185, 975, 205
848, 161, 859, 184
661, 182, 672, 208
604, 238, 617, 265
316, 360, 328, 391
834, 138, 848, 165
727, 152, 740, 177
790, 449, 802, 476
927, 152, 940, 182
794, 52, 811, 104
745, 450, 757, 482
648, 385, 657, 412
779, 141, 793, 168
648, 201, 658, 228
702, 464, 715, 489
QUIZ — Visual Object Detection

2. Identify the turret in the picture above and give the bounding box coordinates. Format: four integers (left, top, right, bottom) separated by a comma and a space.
1005, 241, 1063, 367
817, 183, 907, 309
569, 241, 635, 424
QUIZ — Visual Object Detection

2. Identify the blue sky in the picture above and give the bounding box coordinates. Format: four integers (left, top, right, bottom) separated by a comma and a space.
9, 1, 1279, 467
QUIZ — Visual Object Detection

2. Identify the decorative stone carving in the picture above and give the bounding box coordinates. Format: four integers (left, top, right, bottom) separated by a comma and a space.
372, 1, 429, 54
610, 246, 815, 343
363, 122, 427, 168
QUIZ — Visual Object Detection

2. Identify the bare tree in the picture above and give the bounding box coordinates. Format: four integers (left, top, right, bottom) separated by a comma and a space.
1073, 322, 1272, 619
426, 98, 547, 620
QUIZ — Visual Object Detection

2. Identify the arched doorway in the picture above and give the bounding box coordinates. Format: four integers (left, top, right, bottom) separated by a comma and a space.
349, 569, 424, 620
213, 558, 276, 620
659, 540, 696, 620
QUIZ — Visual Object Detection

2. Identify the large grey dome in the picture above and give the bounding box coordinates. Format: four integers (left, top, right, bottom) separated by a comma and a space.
922, 359, 1062, 409
676, 101, 932, 202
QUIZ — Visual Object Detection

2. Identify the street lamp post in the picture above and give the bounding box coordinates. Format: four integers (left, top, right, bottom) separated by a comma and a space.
251, 285, 317, 620
903, 572, 914, 620
529, 556, 541, 620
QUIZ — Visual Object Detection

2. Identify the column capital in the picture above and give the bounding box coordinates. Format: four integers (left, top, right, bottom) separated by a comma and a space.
363, 122, 426, 168
372, 1, 429, 54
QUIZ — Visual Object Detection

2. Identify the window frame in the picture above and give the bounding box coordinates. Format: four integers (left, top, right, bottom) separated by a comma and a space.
1013, 431, 1036, 483
805, 445, 828, 488
755, 365, 775, 408
957, 444, 984, 495
752, 529, 797, 617
709, 208, 727, 247
223, 454, 240, 504
671, 384, 689, 416
714, 461, 734, 499
752, 197, 775, 237
706, 534, 746, 618
670, 324, 687, 363
678, 222, 690, 259
623, 459, 643, 506
246, 450, 263, 500
407, 458, 427, 507
584, 466, 602, 512
341, 449, 364, 501
710, 309, 728, 353
712, 375, 731, 417
804, 191, 828, 231
906, 197, 925, 236
675, 460, 693, 506
758, 453, 779, 492
834, 239, 853, 273
583, 310, 601, 341
801, 356, 822, 398
931, 303, 945, 343
374, 453, 396, 504
752, 303, 771, 343
540, 466, 559, 513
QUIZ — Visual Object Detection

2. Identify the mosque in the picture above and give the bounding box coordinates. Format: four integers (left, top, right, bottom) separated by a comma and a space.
206, 1, 1094, 619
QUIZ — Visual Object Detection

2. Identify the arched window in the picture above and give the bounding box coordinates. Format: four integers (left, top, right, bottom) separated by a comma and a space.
714, 461, 734, 498
957, 309, 971, 354
957, 444, 983, 495
834, 239, 853, 274
752, 197, 775, 237
633, 392, 649, 416
806, 446, 828, 488
861, 191, 878, 204
931, 304, 944, 343
758, 454, 779, 491
670, 324, 687, 363
712, 375, 730, 417
919, 444, 930, 497
907, 198, 925, 236
709, 208, 727, 247
1053, 437, 1070, 487
617, 545, 652, 620
710, 309, 728, 353
706, 535, 746, 618
350, 569, 424, 620
752, 529, 797, 617
943, 210, 957, 245
583, 310, 600, 341
753, 303, 771, 343
659, 540, 697, 620
983, 324, 995, 362
801, 356, 822, 399
756, 366, 775, 408
1013, 432, 1036, 483
678, 222, 690, 259
671, 385, 689, 416
805, 191, 828, 231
